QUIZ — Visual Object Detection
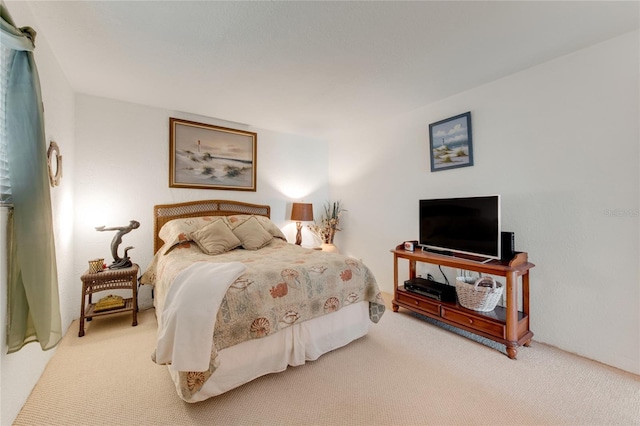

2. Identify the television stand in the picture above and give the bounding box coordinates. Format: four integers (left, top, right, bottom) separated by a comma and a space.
391, 244, 535, 359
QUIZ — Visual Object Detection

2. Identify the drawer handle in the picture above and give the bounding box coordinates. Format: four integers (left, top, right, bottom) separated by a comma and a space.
415, 300, 419, 305
468, 318, 474, 324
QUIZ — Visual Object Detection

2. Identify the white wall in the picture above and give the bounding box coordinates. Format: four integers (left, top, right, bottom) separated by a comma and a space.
0, 2, 76, 425
73, 95, 330, 309
329, 31, 639, 374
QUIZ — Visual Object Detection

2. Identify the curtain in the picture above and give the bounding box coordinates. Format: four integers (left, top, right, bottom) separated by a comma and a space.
1, 2, 62, 352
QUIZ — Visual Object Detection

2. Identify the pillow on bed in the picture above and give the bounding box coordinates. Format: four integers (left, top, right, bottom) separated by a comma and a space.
159, 216, 228, 254
227, 215, 286, 241
230, 216, 274, 250
191, 219, 242, 255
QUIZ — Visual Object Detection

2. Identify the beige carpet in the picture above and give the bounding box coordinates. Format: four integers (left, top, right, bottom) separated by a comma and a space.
14, 297, 640, 426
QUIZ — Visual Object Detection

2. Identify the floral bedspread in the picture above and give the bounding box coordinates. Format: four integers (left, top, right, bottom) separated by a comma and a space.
142, 238, 385, 399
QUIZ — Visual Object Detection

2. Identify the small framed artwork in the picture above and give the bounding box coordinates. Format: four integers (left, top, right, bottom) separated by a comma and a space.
429, 111, 473, 172
169, 118, 257, 191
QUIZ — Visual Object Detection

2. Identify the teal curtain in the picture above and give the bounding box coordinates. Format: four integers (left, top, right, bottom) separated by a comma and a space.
1, 3, 62, 352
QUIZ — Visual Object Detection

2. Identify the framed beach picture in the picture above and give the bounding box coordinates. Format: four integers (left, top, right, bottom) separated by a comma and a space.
169, 118, 257, 191
429, 112, 473, 172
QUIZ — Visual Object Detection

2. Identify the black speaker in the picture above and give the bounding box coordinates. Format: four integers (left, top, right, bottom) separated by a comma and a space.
501, 231, 515, 260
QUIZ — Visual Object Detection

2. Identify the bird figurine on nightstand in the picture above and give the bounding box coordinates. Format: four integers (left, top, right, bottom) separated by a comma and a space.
95, 220, 140, 269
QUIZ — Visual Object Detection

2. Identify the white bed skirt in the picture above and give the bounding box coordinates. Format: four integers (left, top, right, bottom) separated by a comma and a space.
169, 301, 370, 402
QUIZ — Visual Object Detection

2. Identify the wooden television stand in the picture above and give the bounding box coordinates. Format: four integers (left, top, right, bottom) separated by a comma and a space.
391, 245, 535, 359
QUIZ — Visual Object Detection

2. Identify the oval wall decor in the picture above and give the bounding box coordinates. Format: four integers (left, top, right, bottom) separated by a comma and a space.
47, 141, 62, 186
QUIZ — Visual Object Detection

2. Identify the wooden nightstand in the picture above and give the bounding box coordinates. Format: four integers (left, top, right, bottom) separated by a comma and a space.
78, 264, 139, 337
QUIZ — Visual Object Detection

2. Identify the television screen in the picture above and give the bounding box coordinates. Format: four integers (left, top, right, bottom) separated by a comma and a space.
419, 195, 501, 259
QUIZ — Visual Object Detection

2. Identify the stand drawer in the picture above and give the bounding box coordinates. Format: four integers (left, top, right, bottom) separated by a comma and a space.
396, 290, 440, 316
441, 307, 505, 339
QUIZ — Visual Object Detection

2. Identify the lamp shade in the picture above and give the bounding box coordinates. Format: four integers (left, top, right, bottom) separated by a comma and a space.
291, 203, 314, 222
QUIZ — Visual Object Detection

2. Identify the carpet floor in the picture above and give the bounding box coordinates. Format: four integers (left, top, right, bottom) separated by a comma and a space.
13, 300, 640, 426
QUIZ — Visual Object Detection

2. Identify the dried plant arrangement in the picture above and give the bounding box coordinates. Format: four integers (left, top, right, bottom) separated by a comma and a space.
309, 201, 345, 244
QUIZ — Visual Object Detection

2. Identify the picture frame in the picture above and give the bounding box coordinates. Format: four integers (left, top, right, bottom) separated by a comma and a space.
169, 118, 257, 191
429, 111, 473, 172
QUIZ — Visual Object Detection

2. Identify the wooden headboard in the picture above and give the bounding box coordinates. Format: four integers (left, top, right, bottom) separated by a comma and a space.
153, 200, 271, 254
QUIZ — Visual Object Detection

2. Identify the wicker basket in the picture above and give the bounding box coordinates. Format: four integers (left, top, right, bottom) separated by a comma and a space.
455, 276, 503, 312
88, 258, 104, 274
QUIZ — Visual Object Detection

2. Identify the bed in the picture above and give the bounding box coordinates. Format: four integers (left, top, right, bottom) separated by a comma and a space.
141, 200, 385, 402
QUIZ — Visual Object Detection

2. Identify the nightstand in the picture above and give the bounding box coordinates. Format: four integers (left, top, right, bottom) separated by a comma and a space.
78, 264, 139, 337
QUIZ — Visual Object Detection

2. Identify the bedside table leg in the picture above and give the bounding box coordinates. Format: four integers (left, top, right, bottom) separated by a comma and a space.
79, 307, 85, 337
132, 278, 138, 327
79, 290, 86, 337
86, 292, 92, 321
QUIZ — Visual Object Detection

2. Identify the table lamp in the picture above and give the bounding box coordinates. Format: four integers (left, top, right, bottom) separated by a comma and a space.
291, 203, 313, 245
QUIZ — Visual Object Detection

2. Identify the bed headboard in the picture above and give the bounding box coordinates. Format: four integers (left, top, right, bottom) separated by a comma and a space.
153, 200, 271, 254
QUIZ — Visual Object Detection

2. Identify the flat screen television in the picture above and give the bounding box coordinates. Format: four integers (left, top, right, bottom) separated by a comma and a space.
419, 195, 501, 260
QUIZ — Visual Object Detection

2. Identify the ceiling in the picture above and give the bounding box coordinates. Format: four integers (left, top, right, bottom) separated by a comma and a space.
21, 1, 640, 139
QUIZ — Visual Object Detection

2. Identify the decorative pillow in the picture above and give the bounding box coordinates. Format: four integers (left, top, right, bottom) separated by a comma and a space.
159, 216, 228, 254
191, 219, 242, 255
227, 215, 286, 241
231, 216, 274, 250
